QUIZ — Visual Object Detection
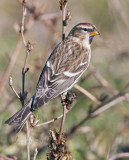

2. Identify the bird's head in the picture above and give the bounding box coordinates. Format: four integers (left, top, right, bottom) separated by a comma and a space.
69, 23, 100, 44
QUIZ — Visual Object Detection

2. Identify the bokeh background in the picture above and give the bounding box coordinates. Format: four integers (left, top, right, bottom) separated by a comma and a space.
0, 0, 129, 159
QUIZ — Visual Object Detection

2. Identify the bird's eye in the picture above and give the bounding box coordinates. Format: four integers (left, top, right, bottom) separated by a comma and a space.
83, 28, 88, 31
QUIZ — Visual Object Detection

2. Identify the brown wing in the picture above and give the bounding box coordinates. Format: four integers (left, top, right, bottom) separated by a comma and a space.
32, 37, 90, 110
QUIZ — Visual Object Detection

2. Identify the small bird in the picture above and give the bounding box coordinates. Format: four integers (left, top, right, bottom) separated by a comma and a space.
5, 23, 99, 132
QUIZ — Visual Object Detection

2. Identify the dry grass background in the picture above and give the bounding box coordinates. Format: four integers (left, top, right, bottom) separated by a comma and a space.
0, 0, 129, 160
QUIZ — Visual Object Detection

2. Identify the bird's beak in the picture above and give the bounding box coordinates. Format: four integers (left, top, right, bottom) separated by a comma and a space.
90, 30, 100, 36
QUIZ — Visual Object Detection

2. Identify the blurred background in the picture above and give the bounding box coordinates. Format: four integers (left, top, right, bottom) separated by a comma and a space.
0, 0, 129, 159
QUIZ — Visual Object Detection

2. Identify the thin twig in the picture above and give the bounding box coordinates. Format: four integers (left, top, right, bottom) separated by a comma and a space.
0, 37, 22, 97
61, 2, 67, 40
106, 116, 129, 160
108, 153, 129, 160
67, 92, 129, 136
37, 110, 69, 127
58, 95, 68, 144
26, 121, 30, 160
106, 135, 121, 160
89, 64, 118, 94
21, 6, 30, 71
33, 148, 38, 160
89, 64, 129, 103
58, 99, 68, 144
9, 77, 20, 99
21, 3, 30, 160
0, 8, 35, 98
0, 155, 14, 160
91, 93, 129, 117
40, 11, 61, 21
58, 0, 68, 145
74, 84, 101, 104
110, 0, 129, 29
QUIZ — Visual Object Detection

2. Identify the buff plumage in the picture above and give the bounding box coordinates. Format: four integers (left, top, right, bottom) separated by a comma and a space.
5, 23, 99, 132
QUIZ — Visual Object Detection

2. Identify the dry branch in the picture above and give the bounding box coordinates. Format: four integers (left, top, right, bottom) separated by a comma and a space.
57, 0, 68, 145
108, 153, 129, 160
33, 148, 38, 160
0, 38, 22, 97
67, 92, 129, 137
37, 110, 69, 127
0, 155, 14, 160
0, 11, 35, 98
9, 77, 20, 99
3, 1, 129, 160
21, 3, 31, 160
74, 84, 101, 104
89, 64, 118, 94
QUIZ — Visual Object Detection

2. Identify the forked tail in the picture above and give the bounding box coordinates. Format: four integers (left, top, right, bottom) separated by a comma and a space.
5, 100, 32, 133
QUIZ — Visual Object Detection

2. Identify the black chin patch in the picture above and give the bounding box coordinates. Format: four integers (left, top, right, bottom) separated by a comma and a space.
89, 36, 94, 44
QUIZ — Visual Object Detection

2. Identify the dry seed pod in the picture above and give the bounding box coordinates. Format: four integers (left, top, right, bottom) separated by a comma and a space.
9, 77, 13, 86
51, 130, 57, 142
59, 0, 68, 10
26, 41, 34, 52
30, 115, 40, 127
22, 0, 28, 4
30, 114, 34, 124
65, 11, 71, 26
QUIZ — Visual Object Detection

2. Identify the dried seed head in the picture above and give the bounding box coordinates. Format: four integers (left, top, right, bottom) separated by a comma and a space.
22, 0, 28, 4
30, 115, 40, 127
65, 11, 71, 26
59, 0, 68, 10
47, 128, 73, 160
30, 114, 34, 124
26, 41, 35, 52
9, 76, 13, 86
52, 131, 58, 142
61, 92, 76, 110
65, 152, 73, 160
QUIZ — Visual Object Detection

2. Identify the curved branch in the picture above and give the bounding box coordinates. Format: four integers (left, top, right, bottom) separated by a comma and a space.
108, 153, 129, 160
37, 109, 69, 127
67, 92, 129, 137
74, 84, 101, 104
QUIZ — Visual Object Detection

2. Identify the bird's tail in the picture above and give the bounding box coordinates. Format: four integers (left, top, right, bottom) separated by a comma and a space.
5, 100, 32, 133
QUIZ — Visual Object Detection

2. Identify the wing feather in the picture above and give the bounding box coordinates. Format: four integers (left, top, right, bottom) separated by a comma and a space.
32, 37, 90, 110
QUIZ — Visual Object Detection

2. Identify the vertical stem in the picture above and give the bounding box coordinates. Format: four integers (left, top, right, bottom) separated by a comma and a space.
22, 69, 30, 160
33, 148, 38, 160
26, 121, 30, 160
58, 104, 67, 144
62, 4, 67, 40
21, 4, 30, 160
22, 69, 25, 105
58, 1, 68, 145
